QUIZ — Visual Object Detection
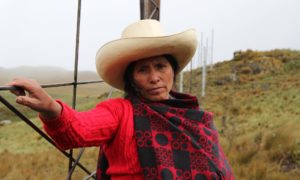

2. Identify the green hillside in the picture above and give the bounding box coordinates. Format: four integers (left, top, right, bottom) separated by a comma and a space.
0, 49, 299, 179
183, 49, 300, 179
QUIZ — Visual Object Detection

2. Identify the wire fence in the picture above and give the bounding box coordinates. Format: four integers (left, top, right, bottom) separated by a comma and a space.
0, 0, 98, 178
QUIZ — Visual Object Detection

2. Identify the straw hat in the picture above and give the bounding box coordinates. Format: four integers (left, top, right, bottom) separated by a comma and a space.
95, 19, 197, 90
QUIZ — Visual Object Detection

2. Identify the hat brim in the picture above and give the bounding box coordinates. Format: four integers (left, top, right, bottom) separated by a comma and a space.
96, 29, 197, 90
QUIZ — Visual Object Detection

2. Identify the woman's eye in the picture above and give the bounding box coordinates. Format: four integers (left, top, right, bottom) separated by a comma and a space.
137, 68, 146, 73
156, 63, 166, 69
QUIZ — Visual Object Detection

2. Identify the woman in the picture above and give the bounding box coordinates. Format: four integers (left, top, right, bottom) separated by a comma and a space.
8, 20, 234, 179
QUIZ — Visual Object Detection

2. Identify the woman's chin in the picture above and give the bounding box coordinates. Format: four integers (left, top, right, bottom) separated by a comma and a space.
144, 94, 169, 101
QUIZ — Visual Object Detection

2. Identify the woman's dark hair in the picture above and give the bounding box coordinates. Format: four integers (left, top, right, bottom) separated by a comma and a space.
123, 54, 178, 97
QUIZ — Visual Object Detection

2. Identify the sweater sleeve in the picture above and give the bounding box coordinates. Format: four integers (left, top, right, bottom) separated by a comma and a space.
40, 99, 124, 150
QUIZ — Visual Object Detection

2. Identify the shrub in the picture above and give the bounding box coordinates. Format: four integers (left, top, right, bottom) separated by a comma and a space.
283, 60, 300, 72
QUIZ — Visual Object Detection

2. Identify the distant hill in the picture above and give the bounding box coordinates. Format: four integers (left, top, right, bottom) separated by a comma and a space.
0, 66, 101, 84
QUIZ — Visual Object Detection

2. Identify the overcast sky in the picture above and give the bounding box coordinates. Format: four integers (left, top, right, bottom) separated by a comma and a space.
0, 0, 299, 72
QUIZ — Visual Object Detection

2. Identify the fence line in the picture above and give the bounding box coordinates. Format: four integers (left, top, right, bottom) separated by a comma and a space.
179, 30, 215, 95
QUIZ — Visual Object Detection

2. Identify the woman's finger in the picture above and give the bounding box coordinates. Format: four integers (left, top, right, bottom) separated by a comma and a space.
16, 96, 40, 110
8, 78, 38, 92
9, 87, 26, 96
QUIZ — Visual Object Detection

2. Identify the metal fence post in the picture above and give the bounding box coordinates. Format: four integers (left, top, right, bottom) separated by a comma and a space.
140, 0, 160, 20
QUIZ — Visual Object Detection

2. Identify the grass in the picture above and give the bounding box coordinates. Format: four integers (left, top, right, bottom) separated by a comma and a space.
182, 49, 300, 179
0, 49, 300, 179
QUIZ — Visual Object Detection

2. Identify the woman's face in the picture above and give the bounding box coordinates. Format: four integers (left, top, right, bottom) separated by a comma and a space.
132, 55, 174, 101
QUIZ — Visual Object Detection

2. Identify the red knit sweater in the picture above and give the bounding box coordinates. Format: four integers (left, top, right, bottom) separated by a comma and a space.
41, 98, 143, 179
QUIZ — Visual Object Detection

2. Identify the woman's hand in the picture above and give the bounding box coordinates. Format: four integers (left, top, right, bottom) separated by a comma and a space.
7, 78, 62, 119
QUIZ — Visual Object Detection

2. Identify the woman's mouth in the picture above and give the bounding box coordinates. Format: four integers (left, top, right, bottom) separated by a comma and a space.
147, 87, 164, 95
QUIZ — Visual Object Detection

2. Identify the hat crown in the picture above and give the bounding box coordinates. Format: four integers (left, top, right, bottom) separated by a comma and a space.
121, 19, 164, 38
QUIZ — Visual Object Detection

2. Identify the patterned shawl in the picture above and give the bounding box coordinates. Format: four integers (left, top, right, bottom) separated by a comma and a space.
97, 91, 234, 180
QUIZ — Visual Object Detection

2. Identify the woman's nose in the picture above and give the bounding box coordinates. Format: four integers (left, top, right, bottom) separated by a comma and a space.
149, 70, 160, 83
